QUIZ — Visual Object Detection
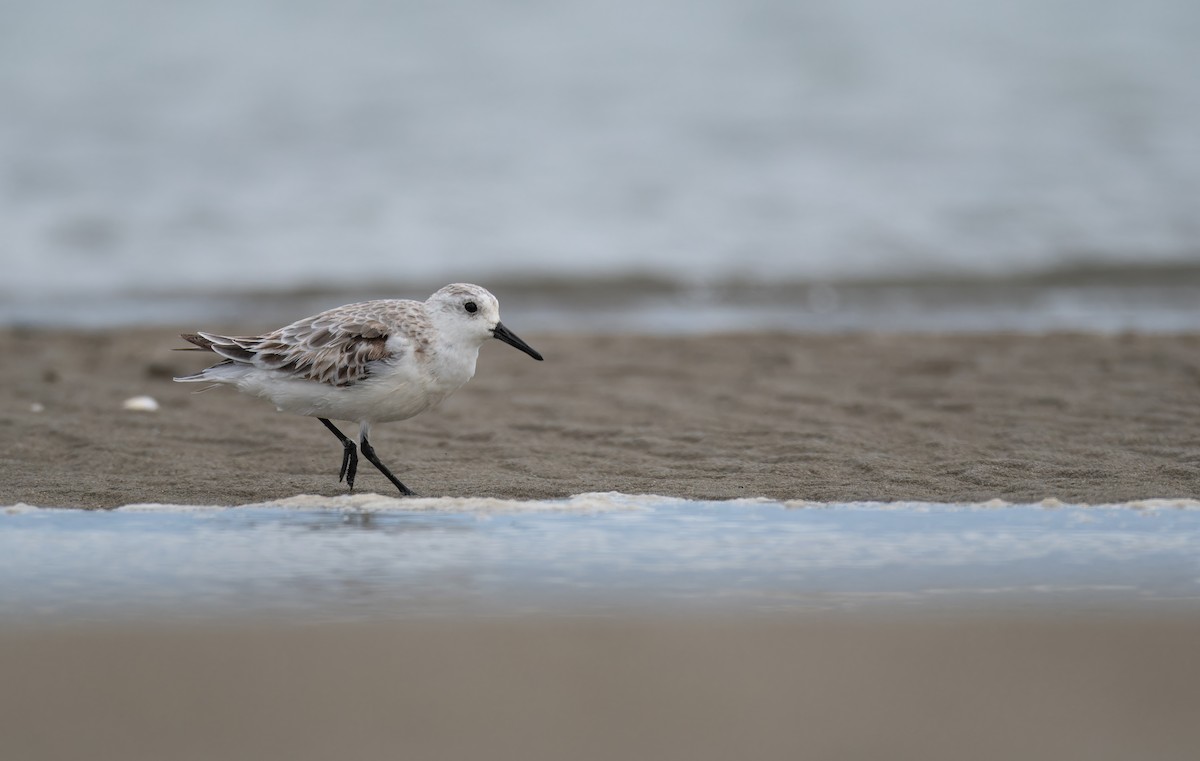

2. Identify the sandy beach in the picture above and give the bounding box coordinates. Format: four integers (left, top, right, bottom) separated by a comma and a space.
2, 614, 1199, 761
3, 328, 1199, 507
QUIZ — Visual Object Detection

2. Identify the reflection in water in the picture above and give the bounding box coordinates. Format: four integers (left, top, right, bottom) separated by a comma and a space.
293, 510, 475, 536
2, 502, 1199, 624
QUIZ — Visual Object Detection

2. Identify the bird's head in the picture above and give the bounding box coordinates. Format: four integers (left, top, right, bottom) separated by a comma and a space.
426, 283, 543, 361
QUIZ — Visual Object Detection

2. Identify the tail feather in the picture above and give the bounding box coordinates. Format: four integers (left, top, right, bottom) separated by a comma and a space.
174, 330, 262, 383
173, 358, 252, 384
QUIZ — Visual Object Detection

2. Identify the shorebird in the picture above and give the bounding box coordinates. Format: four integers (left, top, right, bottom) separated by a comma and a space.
174, 283, 543, 495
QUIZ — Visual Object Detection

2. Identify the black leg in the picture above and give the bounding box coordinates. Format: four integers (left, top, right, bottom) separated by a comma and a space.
319, 418, 359, 489
360, 434, 416, 496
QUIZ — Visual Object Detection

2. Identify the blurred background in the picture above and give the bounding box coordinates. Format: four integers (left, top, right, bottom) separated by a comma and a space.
2, 0, 1199, 331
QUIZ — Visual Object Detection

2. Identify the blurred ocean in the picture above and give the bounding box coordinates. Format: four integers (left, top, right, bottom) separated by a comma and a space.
2, 0, 1199, 331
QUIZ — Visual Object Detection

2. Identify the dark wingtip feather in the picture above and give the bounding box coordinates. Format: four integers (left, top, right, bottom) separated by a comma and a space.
178, 333, 216, 351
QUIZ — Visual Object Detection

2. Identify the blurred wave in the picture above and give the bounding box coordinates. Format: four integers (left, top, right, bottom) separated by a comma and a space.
5, 262, 1200, 333
2, 0, 1199, 328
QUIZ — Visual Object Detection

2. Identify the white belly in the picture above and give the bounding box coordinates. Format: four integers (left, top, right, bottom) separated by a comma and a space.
236, 353, 476, 424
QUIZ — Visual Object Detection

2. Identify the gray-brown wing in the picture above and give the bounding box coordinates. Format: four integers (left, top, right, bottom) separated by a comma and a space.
182, 297, 432, 384
194, 302, 418, 387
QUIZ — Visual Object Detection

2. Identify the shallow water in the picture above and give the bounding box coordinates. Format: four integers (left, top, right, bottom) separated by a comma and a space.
4, 495, 1199, 624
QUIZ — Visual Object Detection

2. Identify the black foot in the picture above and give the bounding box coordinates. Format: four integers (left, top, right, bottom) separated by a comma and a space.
339, 439, 359, 489
360, 435, 416, 496
319, 418, 360, 491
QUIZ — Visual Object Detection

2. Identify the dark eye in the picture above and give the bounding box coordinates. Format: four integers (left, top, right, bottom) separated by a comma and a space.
464, 301, 478, 314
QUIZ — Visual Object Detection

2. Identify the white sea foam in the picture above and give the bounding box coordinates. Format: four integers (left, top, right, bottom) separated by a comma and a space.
113, 491, 668, 513
7, 494, 1200, 514
2, 504, 44, 515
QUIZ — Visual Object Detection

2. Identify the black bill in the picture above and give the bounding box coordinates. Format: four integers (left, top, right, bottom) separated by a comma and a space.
492, 321, 544, 361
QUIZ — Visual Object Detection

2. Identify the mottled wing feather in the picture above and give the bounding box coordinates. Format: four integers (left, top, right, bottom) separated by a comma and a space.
188, 300, 431, 387
180, 300, 429, 386
257, 316, 392, 386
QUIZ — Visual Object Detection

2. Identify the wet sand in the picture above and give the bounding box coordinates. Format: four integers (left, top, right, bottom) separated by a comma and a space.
3, 328, 1200, 507
3, 614, 1200, 761
6, 330, 1200, 759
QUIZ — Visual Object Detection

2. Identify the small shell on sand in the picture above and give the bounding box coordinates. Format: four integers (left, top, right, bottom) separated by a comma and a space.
29, 402, 45, 413
122, 395, 160, 412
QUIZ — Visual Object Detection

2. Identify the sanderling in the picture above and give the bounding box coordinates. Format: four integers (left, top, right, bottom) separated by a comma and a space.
174, 283, 543, 495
